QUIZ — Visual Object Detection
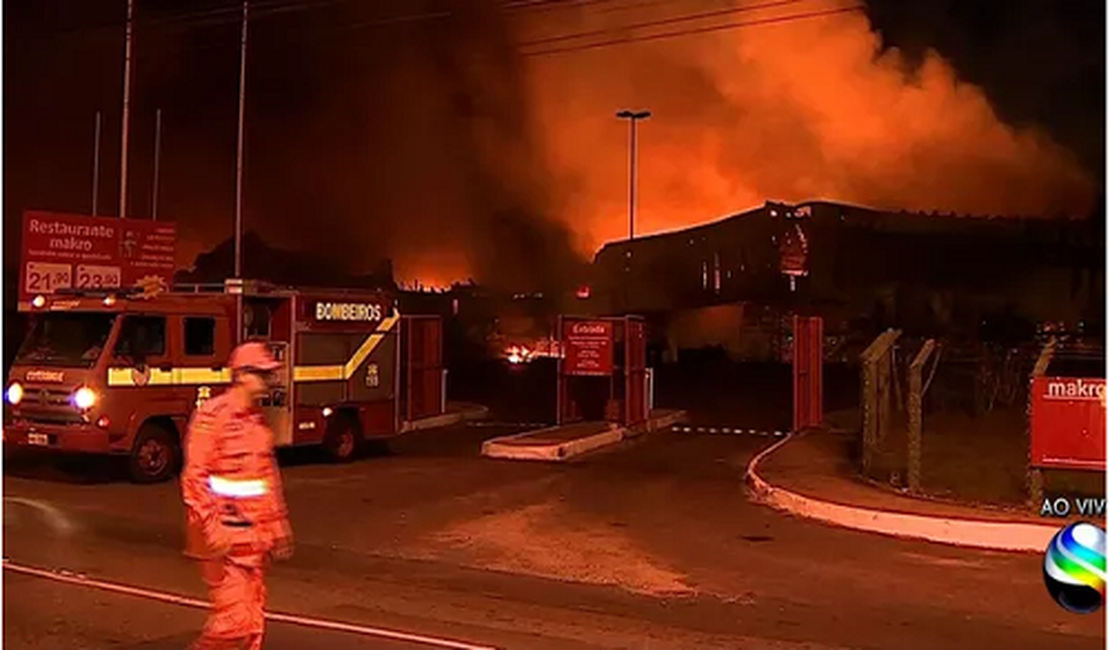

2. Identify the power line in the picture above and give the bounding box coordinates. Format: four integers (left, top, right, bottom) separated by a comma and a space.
8, 0, 418, 47
14, 0, 578, 45
502, 0, 641, 14
158, 2, 863, 62
10, 0, 865, 62
518, 0, 813, 47
519, 4, 865, 57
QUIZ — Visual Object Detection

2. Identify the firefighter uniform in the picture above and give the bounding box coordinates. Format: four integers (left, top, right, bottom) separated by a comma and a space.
182, 343, 291, 650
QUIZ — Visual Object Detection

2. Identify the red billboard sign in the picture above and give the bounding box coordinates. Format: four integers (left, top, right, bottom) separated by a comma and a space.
20, 211, 176, 303
562, 319, 614, 376
1030, 376, 1106, 471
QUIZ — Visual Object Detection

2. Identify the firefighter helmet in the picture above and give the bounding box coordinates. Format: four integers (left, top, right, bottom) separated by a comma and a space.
229, 341, 281, 372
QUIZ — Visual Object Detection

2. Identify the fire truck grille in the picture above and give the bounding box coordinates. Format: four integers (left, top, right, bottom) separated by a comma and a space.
19, 410, 86, 425
22, 389, 72, 407
16, 389, 85, 425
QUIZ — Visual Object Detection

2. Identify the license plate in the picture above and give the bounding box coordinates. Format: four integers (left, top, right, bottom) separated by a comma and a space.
27, 432, 49, 446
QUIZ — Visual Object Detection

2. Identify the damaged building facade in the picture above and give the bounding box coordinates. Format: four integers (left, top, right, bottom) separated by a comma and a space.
587, 201, 1104, 362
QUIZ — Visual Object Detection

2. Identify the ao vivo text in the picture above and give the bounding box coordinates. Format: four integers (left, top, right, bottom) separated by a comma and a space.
1040, 496, 1107, 518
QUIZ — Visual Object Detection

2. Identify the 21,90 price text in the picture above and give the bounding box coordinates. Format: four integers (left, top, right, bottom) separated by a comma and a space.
24, 262, 73, 294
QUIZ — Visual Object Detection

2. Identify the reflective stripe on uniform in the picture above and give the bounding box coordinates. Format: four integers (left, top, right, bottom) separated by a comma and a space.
208, 475, 269, 498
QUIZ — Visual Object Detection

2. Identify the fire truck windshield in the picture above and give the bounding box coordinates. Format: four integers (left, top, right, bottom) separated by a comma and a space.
14, 312, 117, 368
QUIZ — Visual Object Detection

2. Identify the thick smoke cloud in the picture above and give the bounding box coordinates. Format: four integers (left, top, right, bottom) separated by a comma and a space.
243, 0, 586, 292
520, 0, 1096, 253
129, 0, 1096, 289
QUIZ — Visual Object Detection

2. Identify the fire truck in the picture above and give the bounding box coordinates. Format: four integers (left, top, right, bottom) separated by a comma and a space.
4, 280, 445, 483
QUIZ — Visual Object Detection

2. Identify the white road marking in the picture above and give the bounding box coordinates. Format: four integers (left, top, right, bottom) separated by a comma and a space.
2, 559, 500, 650
467, 421, 547, 429
4, 497, 76, 535
669, 425, 793, 438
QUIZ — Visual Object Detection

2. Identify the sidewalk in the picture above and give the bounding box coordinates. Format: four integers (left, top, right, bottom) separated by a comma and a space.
401, 402, 490, 433
746, 429, 1077, 553
481, 409, 687, 462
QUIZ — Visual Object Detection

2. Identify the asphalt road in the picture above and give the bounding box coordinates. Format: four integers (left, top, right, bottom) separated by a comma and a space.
3, 422, 1104, 649
4, 570, 437, 650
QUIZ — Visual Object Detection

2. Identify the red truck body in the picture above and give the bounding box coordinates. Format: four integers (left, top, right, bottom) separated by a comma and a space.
4, 280, 444, 481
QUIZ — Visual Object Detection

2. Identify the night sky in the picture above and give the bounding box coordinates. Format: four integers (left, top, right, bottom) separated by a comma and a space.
4, 0, 1105, 291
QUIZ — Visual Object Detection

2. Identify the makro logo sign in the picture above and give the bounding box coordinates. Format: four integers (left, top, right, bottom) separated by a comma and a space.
570, 322, 608, 336
315, 302, 383, 322
1045, 378, 1106, 401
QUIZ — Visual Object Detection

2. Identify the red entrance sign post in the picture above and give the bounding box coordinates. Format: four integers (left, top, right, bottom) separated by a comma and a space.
792, 315, 824, 432
624, 317, 647, 428
557, 315, 647, 427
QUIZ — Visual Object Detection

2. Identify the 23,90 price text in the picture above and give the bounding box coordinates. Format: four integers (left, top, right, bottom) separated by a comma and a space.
76, 264, 122, 289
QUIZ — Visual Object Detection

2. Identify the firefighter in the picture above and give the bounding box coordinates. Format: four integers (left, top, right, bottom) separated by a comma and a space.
181, 341, 294, 650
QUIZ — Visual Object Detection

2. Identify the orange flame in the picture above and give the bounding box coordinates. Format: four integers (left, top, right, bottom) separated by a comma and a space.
521, 2, 1094, 256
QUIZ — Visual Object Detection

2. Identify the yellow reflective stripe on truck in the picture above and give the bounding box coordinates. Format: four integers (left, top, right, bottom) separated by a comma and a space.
105, 310, 400, 387
107, 367, 232, 387
292, 309, 400, 383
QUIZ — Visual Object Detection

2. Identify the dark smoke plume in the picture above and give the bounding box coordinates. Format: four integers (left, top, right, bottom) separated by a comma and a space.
243, 0, 587, 293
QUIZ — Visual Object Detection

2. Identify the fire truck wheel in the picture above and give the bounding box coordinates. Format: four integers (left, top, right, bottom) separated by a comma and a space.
129, 422, 181, 484
323, 413, 362, 464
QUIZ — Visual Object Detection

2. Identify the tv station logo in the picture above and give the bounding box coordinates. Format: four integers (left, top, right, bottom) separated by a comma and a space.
1043, 522, 1106, 614
1041, 495, 1106, 519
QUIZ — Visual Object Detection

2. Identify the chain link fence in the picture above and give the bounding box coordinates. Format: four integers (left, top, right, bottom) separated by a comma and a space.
860, 331, 1046, 505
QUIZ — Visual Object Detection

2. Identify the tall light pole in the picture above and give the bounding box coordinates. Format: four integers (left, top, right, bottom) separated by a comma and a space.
616, 110, 650, 240
234, 0, 250, 278
92, 111, 102, 216
119, 0, 135, 219
152, 108, 162, 220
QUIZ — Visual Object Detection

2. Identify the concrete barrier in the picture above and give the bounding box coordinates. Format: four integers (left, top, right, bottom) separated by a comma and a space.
482, 410, 687, 462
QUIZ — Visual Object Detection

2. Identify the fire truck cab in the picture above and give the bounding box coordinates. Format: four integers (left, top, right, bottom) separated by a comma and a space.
4, 280, 442, 483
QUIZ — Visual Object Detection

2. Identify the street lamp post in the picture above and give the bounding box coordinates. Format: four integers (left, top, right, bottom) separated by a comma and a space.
119, 0, 134, 219
616, 109, 650, 240
234, 0, 250, 279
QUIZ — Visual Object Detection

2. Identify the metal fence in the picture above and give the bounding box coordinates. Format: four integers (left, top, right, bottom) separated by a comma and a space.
859, 331, 1045, 504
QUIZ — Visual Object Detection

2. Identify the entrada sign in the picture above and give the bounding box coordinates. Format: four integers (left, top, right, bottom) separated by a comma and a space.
562, 318, 614, 377
570, 322, 608, 336
314, 302, 384, 322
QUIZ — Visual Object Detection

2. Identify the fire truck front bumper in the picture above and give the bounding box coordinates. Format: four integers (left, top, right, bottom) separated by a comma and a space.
3, 420, 116, 454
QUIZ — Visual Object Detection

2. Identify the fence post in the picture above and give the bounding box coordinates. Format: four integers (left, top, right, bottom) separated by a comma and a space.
441, 368, 448, 416
1026, 338, 1056, 506
860, 329, 901, 476
908, 339, 936, 493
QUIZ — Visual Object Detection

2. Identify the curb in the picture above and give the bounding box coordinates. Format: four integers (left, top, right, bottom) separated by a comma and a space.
744, 433, 1061, 553
401, 406, 490, 433
481, 410, 687, 462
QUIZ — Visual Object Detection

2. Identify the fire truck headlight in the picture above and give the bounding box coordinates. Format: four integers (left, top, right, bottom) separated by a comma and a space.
72, 387, 98, 410
31, 295, 46, 309
6, 382, 23, 405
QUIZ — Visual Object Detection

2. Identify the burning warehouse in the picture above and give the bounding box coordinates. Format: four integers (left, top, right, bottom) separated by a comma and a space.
588, 200, 1104, 361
